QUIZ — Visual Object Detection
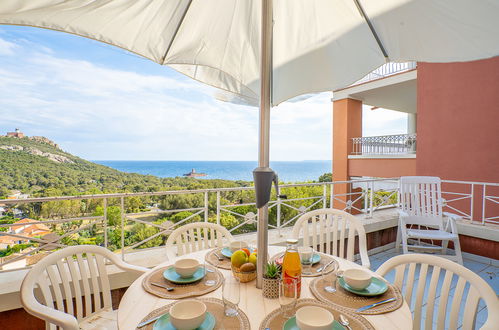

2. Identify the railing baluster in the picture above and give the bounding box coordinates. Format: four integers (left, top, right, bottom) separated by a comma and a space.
277, 195, 282, 235
482, 184, 486, 225
369, 181, 374, 218
470, 184, 474, 222
120, 196, 125, 260
323, 184, 327, 208
204, 192, 209, 222
103, 198, 108, 248
216, 191, 221, 225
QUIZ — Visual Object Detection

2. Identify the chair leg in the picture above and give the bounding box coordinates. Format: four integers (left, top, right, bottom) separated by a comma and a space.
395, 221, 402, 253
400, 228, 409, 254
453, 237, 464, 265
441, 240, 449, 255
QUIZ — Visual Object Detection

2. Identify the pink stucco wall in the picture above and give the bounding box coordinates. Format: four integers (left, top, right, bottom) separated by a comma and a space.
417, 57, 499, 183
417, 57, 499, 224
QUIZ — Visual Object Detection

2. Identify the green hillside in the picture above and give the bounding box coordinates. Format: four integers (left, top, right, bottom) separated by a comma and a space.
0, 136, 248, 198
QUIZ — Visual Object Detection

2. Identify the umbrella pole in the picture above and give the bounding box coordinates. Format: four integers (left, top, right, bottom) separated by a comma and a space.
256, 0, 273, 289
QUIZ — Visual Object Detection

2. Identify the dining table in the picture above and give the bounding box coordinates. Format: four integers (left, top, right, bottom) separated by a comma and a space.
117, 246, 412, 329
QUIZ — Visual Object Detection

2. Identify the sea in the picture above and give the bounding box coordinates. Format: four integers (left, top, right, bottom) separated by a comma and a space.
94, 160, 331, 183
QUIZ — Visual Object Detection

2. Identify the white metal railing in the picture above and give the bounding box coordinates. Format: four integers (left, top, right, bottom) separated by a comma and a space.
0, 177, 497, 270
351, 134, 417, 155
440, 180, 499, 225
353, 61, 417, 85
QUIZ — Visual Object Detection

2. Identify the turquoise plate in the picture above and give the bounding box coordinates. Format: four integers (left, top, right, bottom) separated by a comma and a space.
338, 276, 388, 296
221, 247, 254, 258
282, 316, 345, 330
153, 312, 216, 330
301, 253, 321, 265
163, 267, 205, 284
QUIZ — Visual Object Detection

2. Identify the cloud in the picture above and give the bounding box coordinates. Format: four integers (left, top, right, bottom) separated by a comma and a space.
0, 26, 404, 162
0, 37, 17, 55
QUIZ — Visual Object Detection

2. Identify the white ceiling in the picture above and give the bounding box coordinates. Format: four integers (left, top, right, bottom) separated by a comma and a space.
333, 70, 417, 113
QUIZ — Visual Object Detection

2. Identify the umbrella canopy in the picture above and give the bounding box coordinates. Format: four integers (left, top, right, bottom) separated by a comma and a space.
1, 0, 498, 106
1, 0, 499, 287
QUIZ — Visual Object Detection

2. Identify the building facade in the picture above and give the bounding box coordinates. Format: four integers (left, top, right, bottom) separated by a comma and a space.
332, 57, 499, 257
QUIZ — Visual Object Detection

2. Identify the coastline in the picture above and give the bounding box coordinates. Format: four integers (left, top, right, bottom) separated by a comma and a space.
93, 160, 332, 182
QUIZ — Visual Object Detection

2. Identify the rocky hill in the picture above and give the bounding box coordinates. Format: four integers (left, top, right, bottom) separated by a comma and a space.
0, 136, 246, 198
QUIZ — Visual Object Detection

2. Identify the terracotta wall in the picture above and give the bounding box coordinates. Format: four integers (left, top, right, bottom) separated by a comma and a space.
417, 57, 499, 183
417, 58, 499, 256
348, 158, 416, 177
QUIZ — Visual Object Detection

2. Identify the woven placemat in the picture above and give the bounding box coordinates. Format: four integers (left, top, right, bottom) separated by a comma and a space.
259, 298, 374, 330
142, 264, 223, 299
270, 252, 336, 277
309, 276, 403, 315
205, 248, 232, 270
136, 297, 250, 330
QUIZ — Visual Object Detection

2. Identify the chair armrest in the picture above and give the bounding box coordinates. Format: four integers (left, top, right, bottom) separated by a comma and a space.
104, 250, 149, 274
397, 209, 409, 217
357, 246, 371, 270
21, 290, 79, 330
115, 261, 149, 274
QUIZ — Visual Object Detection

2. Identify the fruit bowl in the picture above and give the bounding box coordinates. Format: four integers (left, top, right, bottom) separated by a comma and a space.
231, 265, 257, 283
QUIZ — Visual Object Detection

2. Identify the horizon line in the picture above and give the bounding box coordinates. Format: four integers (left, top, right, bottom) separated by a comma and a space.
91, 159, 332, 162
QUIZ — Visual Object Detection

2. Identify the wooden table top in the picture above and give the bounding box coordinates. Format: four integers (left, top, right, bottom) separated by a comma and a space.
117, 246, 412, 329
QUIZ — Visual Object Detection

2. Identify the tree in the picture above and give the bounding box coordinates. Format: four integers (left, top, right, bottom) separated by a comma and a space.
170, 211, 202, 225
131, 224, 163, 249
208, 213, 239, 230
93, 206, 122, 226
318, 172, 332, 182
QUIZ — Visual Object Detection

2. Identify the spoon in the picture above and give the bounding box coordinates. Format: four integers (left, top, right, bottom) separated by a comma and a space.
339, 314, 352, 330
151, 282, 174, 291
214, 251, 224, 261
316, 260, 334, 273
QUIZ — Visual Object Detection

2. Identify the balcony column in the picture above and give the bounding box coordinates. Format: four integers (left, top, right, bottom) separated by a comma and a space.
407, 113, 417, 134
332, 98, 362, 210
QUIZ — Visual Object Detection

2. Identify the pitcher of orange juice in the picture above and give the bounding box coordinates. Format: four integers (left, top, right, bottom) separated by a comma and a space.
282, 238, 301, 298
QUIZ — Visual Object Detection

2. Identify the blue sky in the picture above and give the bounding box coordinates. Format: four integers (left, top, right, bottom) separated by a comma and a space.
0, 25, 407, 161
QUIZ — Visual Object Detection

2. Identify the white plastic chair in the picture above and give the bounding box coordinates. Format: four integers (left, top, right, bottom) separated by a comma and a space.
291, 209, 370, 268
396, 176, 463, 265
165, 222, 234, 259
377, 254, 499, 330
21, 245, 148, 330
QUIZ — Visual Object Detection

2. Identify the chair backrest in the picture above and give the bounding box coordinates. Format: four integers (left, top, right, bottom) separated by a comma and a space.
377, 254, 499, 330
165, 222, 234, 258
399, 176, 444, 228
21, 245, 146, 330
291, 209, 370, 268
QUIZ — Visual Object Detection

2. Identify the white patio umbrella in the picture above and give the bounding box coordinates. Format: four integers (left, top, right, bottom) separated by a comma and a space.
1, 0, 498, 287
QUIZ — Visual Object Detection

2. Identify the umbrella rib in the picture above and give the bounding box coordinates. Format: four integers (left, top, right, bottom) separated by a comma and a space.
352, 0, 389, 60
161, 0, 194, 64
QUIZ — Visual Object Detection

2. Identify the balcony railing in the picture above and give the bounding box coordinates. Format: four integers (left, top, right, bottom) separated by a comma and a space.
351, 134, 416, 155
353, 61, 417, 86
0, 177, 497, 270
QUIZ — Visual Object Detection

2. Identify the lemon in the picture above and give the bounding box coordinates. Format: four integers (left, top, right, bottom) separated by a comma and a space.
248, 252, 257, 265
231, 250, 248, 268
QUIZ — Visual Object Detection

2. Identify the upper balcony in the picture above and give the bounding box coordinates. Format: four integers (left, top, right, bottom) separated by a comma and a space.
333, 62, 417, 115
351, 62, 417, 87
350, 133, 416, 157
